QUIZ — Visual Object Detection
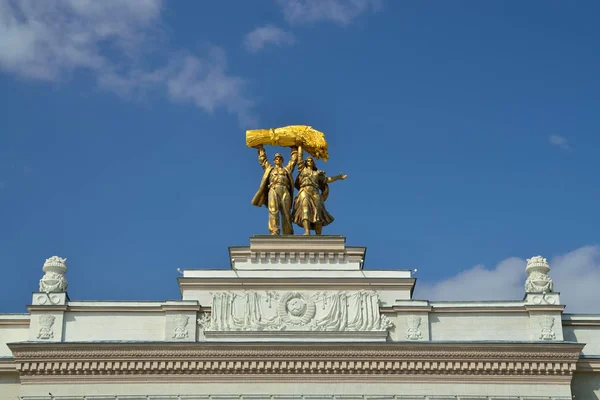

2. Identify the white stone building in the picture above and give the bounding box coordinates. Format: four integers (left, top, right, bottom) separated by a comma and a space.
1, 236, 599, 399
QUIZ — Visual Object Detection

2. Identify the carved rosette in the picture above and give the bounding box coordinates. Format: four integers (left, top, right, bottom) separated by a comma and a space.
39, 256, 68, 293
172, 315, 189, 339
37, 315, 55, 340
525, 255, 553, 293
277, 292, 316, 326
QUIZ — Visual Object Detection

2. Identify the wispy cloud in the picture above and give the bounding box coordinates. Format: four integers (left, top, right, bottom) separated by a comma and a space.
416, 245, 600, 313
244, 25, 295, 53
277, 0, 382, 25
548, 135, 571, 150
0, 0, 255, 126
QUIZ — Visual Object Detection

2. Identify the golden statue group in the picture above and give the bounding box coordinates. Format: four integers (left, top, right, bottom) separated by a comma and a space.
247, 125, 347, 235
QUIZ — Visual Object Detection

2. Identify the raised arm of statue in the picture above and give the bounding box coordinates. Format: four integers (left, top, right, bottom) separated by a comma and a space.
257, 145, 270, 170
285, 146, 298, 173
327, 172, 348, 183
297, 145, 305, 173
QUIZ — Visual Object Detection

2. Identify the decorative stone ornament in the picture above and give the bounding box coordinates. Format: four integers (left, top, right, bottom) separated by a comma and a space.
277, 292, 316, 326
406, 315, 423, 340
172, 315, 189, 339
538, 315, 556, 340
37, 315, 55, 340
200, 290, 393, 333
197, 313, 211, 331
525, 255, 553, 293
39, 256, 68, 293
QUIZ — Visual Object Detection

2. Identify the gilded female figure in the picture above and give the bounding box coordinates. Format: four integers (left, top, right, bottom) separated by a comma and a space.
292, 146, 346, 235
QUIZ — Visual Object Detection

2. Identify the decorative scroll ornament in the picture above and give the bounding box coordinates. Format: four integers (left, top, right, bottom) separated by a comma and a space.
525, 255, 553, 293
538, 316, 556, 340
200, 290, 393, 332
37, 315, 55, 340
406, 315, 423, 340
172, 315, 189, 339
39, 256, 68, 293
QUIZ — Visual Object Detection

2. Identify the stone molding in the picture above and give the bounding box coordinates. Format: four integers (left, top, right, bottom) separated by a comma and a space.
0, 316, 30, 326
229, 235, 366, 270
9, 342, 583, 382
15, 396, 575, 400
575, 356, 600, 372
0, 357, 17, 372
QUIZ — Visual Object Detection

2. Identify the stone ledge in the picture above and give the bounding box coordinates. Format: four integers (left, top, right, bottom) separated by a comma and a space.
203, 330, 389, 342
8, 342, 584, 381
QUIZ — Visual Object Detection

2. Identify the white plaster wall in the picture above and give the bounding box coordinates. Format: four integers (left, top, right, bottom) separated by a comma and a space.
564, 326, 600, 355
429, 312, 530, 341
0, 325, 29, 356
17, 381, 572, 398
63, 313, 165, 341
0, 373, 20, 400
572, 372, 600, 399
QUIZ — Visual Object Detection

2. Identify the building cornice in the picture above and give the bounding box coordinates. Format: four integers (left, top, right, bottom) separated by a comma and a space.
576, 356, 600, 372
0, 357, 17, 372
8, 341, 583, 383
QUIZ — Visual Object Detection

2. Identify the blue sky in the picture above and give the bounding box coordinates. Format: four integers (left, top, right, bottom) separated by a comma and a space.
1, 0, 599, 313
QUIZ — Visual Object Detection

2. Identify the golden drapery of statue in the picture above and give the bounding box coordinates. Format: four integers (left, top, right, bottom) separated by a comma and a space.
248, 125, 346, 236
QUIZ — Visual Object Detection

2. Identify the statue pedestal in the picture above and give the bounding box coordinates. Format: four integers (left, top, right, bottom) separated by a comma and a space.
229, 235, 365, 270
180, 236, 415, 342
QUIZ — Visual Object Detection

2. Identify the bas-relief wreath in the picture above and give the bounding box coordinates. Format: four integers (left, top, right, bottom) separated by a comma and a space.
198, 290, 393, 332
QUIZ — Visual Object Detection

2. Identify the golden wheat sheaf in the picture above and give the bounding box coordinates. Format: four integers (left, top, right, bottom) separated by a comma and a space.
246, 125, 329, 161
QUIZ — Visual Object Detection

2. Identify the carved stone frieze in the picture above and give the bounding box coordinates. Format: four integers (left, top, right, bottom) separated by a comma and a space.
9, 342, 582, 379
201, 290, 393, 333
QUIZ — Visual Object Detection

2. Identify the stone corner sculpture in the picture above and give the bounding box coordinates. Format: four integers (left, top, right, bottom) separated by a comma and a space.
525, 255, 554, 293
39, 256, 68, 293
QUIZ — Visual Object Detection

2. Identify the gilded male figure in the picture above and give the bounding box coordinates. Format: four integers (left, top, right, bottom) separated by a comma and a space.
251, 145, 298, 235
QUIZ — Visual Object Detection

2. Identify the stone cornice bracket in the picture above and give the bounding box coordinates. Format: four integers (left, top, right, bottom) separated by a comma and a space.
525, 255, 553, 294
39, 256, 68, 293
9, 342, 583, 382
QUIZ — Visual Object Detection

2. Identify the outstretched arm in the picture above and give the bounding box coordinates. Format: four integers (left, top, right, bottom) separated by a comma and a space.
257, 145, 270, 170
327, 172, 347, 183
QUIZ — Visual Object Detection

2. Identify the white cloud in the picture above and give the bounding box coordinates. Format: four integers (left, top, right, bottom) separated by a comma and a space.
244, 25, 294, 53
277, 0, 382, 25
416, 245, 600, 313
0, 0, 255, 126
549, 135, 571, 150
